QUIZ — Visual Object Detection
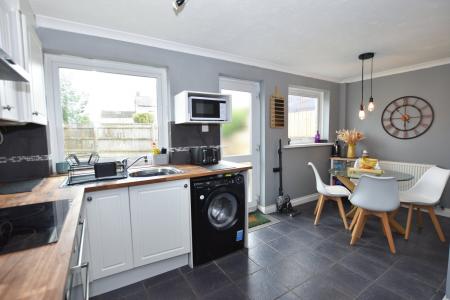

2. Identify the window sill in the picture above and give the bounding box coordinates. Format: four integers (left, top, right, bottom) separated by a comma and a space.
283, 142, 334, 149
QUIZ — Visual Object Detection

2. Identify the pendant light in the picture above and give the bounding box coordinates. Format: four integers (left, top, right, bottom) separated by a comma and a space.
358, 52, 374, 120
368, 55, 375, 112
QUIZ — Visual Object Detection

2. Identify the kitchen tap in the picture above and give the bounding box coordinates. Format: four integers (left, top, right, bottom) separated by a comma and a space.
122, 155, 148, 170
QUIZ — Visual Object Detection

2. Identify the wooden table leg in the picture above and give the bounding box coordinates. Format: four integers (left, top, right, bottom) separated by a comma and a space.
335, 175, 356, 218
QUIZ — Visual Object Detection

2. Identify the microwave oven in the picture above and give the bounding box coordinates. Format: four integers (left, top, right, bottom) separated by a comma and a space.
175, 91, 231, 124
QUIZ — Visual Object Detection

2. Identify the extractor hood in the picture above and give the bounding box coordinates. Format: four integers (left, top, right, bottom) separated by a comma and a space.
0, 47, 30, 82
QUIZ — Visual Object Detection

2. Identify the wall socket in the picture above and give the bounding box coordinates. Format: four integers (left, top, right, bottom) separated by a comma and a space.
201, 125, 209, 132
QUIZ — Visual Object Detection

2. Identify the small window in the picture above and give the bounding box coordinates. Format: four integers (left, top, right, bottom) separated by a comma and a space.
288, 87, 323, 144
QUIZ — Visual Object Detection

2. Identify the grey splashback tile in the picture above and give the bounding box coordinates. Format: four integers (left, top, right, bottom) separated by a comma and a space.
168, 122, 220, 164
0, 124, 50, 182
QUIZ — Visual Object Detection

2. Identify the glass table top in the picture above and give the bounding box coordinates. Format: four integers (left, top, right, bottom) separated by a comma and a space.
329, 168, 414, 182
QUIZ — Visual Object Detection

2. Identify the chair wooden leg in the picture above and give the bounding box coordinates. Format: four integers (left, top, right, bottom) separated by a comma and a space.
427, 206, 446, 242
314, 195, 321, 216
336, 198, 349, 230
314, 195, 326, 225
357, 213, 368, 239
381, 212, 396, 254
405, 204, 414, 240
349, 208, 360, 231
416, 207, 424, 230
351, 209, 366, 245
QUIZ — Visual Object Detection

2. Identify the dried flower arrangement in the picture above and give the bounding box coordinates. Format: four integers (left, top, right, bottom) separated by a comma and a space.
336, 129, 365, 145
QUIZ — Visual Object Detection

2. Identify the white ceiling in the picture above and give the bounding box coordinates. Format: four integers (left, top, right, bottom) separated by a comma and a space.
30, 0, 450, 82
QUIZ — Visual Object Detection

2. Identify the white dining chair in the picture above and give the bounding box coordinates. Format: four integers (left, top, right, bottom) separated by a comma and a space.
400, 166, 450, 242
349, 175, 399, 253
308, 162, 351, 229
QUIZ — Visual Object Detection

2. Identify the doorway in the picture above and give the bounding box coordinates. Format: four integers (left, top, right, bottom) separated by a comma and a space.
219, 77, 261, 211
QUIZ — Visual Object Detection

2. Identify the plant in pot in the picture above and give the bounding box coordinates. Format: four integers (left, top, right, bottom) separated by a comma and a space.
336, 129, 365, 158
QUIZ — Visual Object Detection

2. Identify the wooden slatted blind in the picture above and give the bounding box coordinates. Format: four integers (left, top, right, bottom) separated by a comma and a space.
270, 87, 285, 128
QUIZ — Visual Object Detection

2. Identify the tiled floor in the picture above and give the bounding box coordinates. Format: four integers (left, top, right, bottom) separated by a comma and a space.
91, 201, 449, 300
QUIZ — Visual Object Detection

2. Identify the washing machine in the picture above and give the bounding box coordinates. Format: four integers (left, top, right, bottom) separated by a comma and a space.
190, 173, 246, 266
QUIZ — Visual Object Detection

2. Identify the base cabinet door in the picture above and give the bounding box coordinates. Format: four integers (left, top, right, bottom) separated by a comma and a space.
85, 188, 133, 280
129, 180, 191, 267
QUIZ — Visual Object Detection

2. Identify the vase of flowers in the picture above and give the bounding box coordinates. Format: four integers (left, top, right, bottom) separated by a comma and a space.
336, 129, 365, 158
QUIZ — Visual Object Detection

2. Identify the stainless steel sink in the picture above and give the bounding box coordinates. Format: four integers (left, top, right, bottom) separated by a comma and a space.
128, 167, 184, 178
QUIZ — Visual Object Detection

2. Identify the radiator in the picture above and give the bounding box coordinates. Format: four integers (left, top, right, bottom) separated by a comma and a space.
379, 160, 434, 191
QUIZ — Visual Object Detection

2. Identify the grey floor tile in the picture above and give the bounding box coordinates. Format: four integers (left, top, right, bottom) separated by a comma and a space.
266, 258, 314, 289
142, 269, 182, 289
304, 224, 340, 239
328, 231, 368, 247
201, 283, 248, 300
247, 232, 264, 249
392, 256, 446, 289
356, 284, 406, 300
355, 243, 401, 267
287, 229, 324, 248
292, 274, 351, 300
290, 250, 334, 274
269, 221, 299, 234
276, 292, 301, 300
250, 227, 281, 243
247, 243, 283, 267
236, 269, 288, 300
339, 252, 387, 280
145, 276, 196, 300
323, 264, 372, 297
184, 263, 233, 297
267, 235, 309, 255
215, 251, 262, 281
377, 268, 436, 300
313, 240, 350, 261
124, 289, 150, 300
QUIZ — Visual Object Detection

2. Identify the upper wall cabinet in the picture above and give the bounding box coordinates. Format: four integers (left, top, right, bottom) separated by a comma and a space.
0, 0, 47, 125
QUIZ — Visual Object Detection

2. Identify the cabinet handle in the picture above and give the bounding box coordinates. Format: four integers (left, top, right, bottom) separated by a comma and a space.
2, 105, 13, 111
184, 184, 188, 188
32, 111, 39, 116
87, 196, 92, 202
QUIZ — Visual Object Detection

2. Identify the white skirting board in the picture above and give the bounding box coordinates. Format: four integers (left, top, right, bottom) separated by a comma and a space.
258, 193, 319, 214
257, 193, 450, 219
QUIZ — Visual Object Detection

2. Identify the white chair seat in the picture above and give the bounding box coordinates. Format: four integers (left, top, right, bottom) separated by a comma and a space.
324, 185, 351, 197
399, 191, 437, 205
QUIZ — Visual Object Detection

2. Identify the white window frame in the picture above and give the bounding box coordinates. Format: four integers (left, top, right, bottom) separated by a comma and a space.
44, 54, 169, 171
288, 86, 325, 144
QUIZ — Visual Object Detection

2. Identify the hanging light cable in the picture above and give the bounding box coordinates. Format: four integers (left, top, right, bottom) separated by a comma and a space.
359, 56, 366, 120
368, 55, 375, 112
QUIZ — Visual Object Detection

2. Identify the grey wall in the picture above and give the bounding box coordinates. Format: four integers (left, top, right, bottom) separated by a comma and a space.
344, 64, 450, 207
38, 28, 341, 207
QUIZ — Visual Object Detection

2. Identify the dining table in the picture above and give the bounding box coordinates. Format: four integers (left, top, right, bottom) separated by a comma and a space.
329, 168, 414, 235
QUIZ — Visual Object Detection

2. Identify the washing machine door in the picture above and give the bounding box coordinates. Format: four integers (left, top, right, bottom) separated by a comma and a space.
206, 192, 238, 231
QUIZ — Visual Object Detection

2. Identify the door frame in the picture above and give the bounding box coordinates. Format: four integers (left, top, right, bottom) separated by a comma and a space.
219, 77, 261, 212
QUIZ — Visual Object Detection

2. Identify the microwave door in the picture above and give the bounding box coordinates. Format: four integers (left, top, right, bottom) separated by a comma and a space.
190, 98, 224, 120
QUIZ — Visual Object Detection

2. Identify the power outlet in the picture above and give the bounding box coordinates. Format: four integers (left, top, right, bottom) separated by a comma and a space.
201, 125, 209, 132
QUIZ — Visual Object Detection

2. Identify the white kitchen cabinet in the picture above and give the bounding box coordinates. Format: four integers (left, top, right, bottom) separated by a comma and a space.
85, 188, 134, 280
27, 28, 46, 124
129, 180, 191, 267
0, 0, 47, 124
0, 0, 19, 122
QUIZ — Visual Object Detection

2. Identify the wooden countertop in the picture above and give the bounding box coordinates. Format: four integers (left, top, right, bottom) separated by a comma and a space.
0, 177, 85, 300
0, 162, 251, 300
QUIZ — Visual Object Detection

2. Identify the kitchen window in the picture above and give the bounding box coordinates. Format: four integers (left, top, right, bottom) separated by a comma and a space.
45, 55, 168, 167
288, 86, 324, 144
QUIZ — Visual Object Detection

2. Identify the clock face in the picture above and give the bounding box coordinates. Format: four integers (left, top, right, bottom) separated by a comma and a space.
381, 96, 434, 139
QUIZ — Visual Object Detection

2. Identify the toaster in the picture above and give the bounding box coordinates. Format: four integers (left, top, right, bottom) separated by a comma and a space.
190, 147, 220, 165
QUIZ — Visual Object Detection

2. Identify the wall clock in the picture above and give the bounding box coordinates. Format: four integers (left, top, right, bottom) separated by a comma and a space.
381, 96, 434, 139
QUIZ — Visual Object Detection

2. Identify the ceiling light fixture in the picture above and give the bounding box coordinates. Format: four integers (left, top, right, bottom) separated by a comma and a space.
173, 0, 187, 14
368, 55, 375, 112
358, 52, 375, 120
